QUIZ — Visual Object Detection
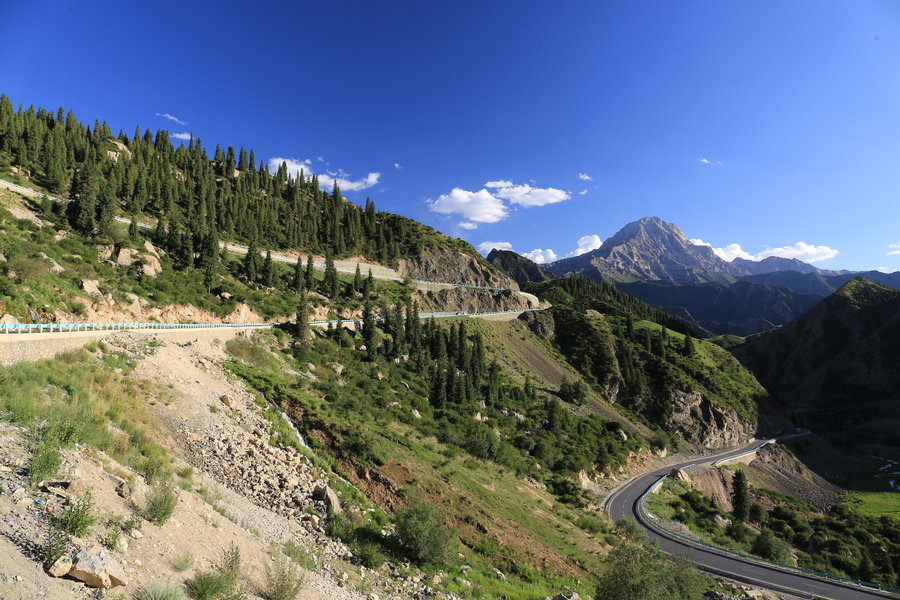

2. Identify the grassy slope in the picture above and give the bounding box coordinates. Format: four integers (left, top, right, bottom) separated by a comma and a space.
224, 328, 617, 599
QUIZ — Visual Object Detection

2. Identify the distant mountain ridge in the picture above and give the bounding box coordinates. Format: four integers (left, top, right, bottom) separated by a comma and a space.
486, 248, 552, 285
546, 216, 850, 283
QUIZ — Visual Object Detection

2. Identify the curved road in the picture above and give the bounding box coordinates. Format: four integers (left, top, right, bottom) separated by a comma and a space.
607, 441, 896, 600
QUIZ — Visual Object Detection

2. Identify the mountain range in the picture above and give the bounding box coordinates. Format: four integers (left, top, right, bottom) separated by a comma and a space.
489, 216, 899, 336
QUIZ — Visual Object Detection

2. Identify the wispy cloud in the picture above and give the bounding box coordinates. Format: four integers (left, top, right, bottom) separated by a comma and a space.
578, 172, 592, 181
269, 157, 381, 192
156, 112, 187, 125
477, 241, 513, 254
458, 221, 478, 230
429, 179, 570, 224
698, 157, 723, 166
578, 189, 588, 196
394, 162, 402, 169
690, 238, 838, 263
888, 243, 900, 256
171, 132, 192, 141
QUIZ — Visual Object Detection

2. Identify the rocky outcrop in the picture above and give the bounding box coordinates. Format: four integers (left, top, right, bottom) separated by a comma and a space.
399, 246, 518, 289
667, 391, 752, 449
413, 287, 534, 314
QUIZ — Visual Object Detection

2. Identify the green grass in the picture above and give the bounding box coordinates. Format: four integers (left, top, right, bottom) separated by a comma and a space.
844, 491, 900, 518
145, 484, 178, 525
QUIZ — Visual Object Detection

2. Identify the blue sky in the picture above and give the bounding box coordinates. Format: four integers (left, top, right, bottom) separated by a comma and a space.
2, 1, 899, 271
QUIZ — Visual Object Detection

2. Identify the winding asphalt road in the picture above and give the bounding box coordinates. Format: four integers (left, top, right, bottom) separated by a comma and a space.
606, 441, 897, 600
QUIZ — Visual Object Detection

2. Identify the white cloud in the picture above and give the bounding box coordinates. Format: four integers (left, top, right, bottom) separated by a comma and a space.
569, 234, 602, 256
491, 183, 570, 207
394, 163, 402, 169
523, 248, 558, 263
269, 157, 380, 192
888, 250, 900, 256
699, 157, 711, 164
429, 188, 508, 223
756, 242, 838, 263
888, 243, 900, 256
429, 179, 570, 223
579, 189, 588, 196
698, 157, 724, 166
477, 241, 513, 254
713, 243, 755, 261
691, 238, 837, 263
156, 112, 187, 125
458, 221, 478, 230
578, 172, 592, 181
171, 132, 192, 141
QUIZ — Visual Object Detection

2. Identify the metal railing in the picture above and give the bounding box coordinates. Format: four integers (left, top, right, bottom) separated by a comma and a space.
637, 476, 900, 597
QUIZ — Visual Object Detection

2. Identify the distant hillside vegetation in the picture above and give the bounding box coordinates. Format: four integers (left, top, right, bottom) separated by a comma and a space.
734, 277, 900, 443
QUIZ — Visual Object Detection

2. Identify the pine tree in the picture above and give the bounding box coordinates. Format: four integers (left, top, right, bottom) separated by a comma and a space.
353, 263, 363, 293
262, 250, 275, 287
295, 292, 310, 342
243, 238, 259, 282
304, 254, 315, 291
362, 301, 376, 361
290, 257, 304, 292
200, 229, 219, 291
363, 268, 374, 298
323, 253, 338, 298
128, 216, 140, 242
682, 332, 695, 357
732, 469, 750, 521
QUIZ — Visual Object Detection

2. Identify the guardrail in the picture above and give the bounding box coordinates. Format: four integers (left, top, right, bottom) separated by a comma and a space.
0, 308, 542, 335
637, 475, 900, 597
712, 439, 773, 467
1, 178, 517, 293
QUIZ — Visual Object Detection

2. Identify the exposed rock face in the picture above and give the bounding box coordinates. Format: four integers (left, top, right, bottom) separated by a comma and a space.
486, 249, 552, 285
667, 391, 752, 449
400, 246, 518, 289
413, 287, 533, 314
79, 279, 102, 297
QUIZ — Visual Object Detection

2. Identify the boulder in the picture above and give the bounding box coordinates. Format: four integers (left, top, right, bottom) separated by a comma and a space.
713, 514, 731, 529
138, 254, 162, 278
0, 314, 18, 325
669, 468, 692, 485
68, 545, 127, 588
313, 484, 342, 515
96, 245, 114, 262
116, 248, 137, 267
47, 553, 74, 577
79, 279, 102, 297
143, 240, 161, 257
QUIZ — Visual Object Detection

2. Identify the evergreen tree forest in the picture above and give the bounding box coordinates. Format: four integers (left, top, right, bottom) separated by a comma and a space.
0, 94, 460, 267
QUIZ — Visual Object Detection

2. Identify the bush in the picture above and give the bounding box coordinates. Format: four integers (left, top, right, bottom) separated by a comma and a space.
30, 441, 61, 484
42, 523, 69, 569
395, 491, 452, 566
171, 551, 195, 572
146, 485, 177, 525
55, 489, 96, 537
186, 543, 241, 600
138, 580, 187, 600
262, 554, 305, 600
751, 528, 789, 562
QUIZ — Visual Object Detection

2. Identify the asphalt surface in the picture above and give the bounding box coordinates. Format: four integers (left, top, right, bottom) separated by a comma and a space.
606, 441, 897, 600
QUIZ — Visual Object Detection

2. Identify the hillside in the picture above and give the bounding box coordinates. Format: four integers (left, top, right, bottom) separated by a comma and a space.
0, 95, 514, 290
485, 249, 552, 284
733, 277, 900, 441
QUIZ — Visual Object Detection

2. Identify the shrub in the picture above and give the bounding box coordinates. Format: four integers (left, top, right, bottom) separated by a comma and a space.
171, 551, 195, 572
751, 528, 789, 562
262, 554, 305, 600
138, 580, 187, 600
395, 491, 452, 566
30, 441, 62, 484
55, 489, 96, 537
185, 543, 241, 600
42, 523, 69, 569
146, 485, 177, 525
